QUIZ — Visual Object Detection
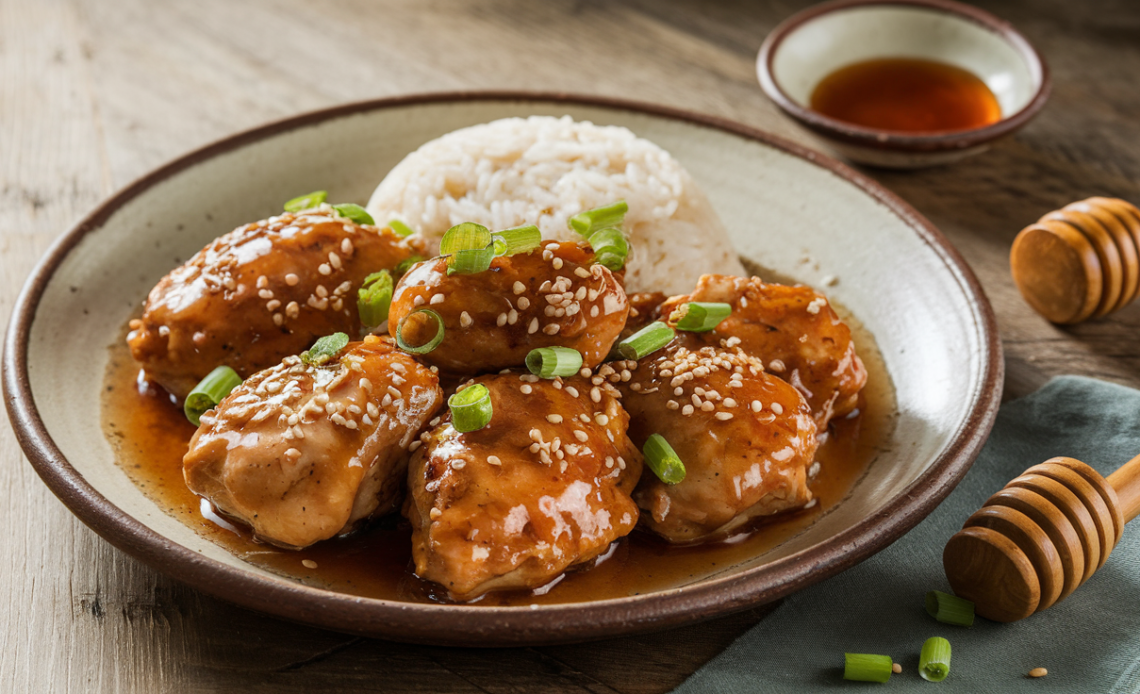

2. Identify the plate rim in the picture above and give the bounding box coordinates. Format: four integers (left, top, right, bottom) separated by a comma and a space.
1, 90, 1003, 646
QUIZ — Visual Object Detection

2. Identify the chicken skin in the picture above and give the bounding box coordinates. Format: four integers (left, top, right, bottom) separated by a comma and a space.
660, 275, 866, 429
184, 336, 443, 549
619, 338, 818, 543
129, 206, 423, 398
405, 372, 641, 599
388, 241, 628, 373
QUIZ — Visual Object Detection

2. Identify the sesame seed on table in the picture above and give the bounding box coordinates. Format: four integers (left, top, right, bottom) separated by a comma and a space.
3, 0, 1139, 691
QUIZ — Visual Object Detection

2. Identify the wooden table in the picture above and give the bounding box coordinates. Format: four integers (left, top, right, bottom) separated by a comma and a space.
3, 0, 1138, 690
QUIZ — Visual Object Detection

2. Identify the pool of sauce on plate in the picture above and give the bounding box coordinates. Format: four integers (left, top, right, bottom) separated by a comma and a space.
810, 57, 1002, 133
101, 316, 896, 606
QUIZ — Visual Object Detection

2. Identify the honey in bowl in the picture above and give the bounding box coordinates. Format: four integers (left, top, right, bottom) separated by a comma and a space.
809, 57, 1002, 133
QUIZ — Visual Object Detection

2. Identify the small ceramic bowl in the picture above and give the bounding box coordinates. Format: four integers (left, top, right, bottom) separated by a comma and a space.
757, 0, 1050, 168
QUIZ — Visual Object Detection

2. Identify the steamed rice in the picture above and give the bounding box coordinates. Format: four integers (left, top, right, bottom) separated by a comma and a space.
366, 116, 744, 295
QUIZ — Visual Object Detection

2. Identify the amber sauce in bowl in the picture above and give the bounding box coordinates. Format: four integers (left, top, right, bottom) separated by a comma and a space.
810, 58, 1001, 133
101, 313, 896, 606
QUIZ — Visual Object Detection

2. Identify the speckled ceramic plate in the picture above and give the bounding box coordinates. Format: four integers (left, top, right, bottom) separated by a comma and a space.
2, 92, 1001, 646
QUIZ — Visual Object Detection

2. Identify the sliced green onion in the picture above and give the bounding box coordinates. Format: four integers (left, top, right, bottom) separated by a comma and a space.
184, 366, 242, 426
643, 434, 686, 484
493, 224, 542, 256
284, 190, 327, 212
301, 332, 350, 366
569, 200, 628, 237
919, 637, 951, 682
588, 227, 629, 271
388, 219, 416, 237
357, 270, 393, 328
525, 347, 583, 379
448, 245, 495, 275
332, 203, 375, 226
617, 321, 674, 360
843, 653, 893, 683
674, 302, 732, 332
395, 255, 425, 277
926, 591, 975, 627
395, 308, 445, 354
440, 222, 492, 254
448, 384, 492, 433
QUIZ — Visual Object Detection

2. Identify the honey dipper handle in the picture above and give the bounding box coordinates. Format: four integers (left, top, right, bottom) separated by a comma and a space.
1107, 454, 1140, 523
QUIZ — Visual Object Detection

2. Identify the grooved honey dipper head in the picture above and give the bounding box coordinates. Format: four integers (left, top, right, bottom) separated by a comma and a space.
943, 457, 1126, 623
1010, 197, 1140, 324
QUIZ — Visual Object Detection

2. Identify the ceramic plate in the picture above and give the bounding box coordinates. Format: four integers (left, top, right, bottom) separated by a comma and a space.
2, 92, 1001, 646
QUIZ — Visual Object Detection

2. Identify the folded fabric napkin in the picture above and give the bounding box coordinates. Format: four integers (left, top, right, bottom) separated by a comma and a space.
675, 376, 1140, 693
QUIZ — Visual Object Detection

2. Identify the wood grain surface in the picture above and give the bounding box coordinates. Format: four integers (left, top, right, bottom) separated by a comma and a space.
3, 0, 1139, 691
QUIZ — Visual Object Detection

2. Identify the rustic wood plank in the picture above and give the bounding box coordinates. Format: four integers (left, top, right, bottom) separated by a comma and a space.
3, 0, 1140, 691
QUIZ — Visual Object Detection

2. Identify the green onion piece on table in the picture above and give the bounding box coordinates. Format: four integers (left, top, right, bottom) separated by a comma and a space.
396, 308, 445, 354
919, 637, 952, 682
301, 332, 350, 366
448, 245, 495, 275
588, 227, 629, 271
525, 347, 584, 379
926, 591, 975, 627
395, 255, 425, 277
617, 321, 674, 360
388, 219, 416, 237
283, 190, 327, 212
357, 270, 394, 328
332, 203, 375, 226
448, 384, 493, 433
493, 224, 542, 256
843, 653, 893, 683
643, 434, 686, 484
674, 302, 732, 333
569, 200, 628, 237
184, 366, 243, 426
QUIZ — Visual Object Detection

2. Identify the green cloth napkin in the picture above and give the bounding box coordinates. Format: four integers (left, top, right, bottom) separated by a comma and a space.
675, 376, 1140, 693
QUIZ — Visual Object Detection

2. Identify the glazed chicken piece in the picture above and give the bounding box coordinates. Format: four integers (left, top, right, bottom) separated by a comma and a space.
388, 241, 628, 373
184, 336, 443, 549
129, 206, 423, 398
619, 339, 818, 543
660, 274, 866, 428
405, 373, 642, 599
621, 291, 668, 337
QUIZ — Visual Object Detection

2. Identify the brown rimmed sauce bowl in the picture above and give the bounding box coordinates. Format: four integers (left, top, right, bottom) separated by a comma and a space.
2, 91, 1002, 646
757, 0, 1050, 168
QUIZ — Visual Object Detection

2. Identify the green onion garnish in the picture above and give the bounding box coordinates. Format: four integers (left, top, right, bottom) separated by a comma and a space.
301, 332, 350, 366
525, 347, 584, 379
926, 591, 975, 627
617, 321, 674, 360
493, 224, 542, 256
388, 219, 416, 237
332, 203, 375, 226
588, 228, 629, 271
395, 255, 424, 277
919, 637, 951, 682
395, 308, 445, 354
283, 190, 327, 212
448, 384, 492, 433
569, 200, 628, 237
843, 653, 893, 683
448, 245, 495, 275
674, 302, 732, 333
643, 434, 686, 484
357, 270, 393, 328
184, 366, 242, 426
440, 222, 492, 254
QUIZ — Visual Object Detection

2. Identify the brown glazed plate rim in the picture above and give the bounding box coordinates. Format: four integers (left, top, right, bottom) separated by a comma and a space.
757, 0, 1052, 152
2, 90, 1003, 646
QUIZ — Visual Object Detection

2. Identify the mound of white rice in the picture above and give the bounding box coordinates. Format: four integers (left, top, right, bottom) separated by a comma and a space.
366, 116, 743, 295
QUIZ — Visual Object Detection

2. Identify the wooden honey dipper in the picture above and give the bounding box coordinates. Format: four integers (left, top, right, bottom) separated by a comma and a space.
943, 454, 1140, 622
1010, 197, 1140, 324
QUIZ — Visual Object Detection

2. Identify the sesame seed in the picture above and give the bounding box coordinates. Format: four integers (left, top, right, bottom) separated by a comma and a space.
267, 299, 281, 311
590, 387, 602, 403
329, 252, 342, 270
359, 378, 372, 392
595, 414, 609, 425
430, 293, 445, 305
543, 250, 553, 261
580, 367, 592, 378
257, 276, 268, 288
507, 309, 518, 325
430, 508, 442, 520
319, 264, 332, 275
345, 420, 358, 430
285, 448, 301, 460
413, 295, 425, 307
272, 313, 284, 326
552, 258, 564, 269
286, 301, 300, 318
529, 429, 543, 442
387, 385, 401, 398
701, 402, 715, 412
724, 398, 737, 408
316, 285, 328, 298
516, 297, 530, 310
666, 400, 679, 410
391, 374, 406, 386
452, 460, 466, 469
409, 440, 422, 452
565, 386, 579, 397
547, 414, 563, 424
513, 281, 526, 295
673, 387, 684, 396
302, 559, 318, 569
590, 306, 599, 318
574, 267, 591, 278
772, 402, 784, 415
487, 455, 502, 466
769, 359, 786, 372
390, 362, 406, 373
341, 238, 354, 255
521, 384, 533, 394
258, 289, 274, 300
543, 324, 560, 335
605, 456, 614, 468
715, 412, 734, 421
284, 273, 299, 286
497, 312, 508, 327
682, 405, 694, 416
